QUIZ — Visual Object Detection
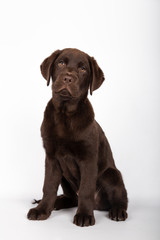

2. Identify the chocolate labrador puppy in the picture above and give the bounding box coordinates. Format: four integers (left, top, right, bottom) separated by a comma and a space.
27, 48, 128, 227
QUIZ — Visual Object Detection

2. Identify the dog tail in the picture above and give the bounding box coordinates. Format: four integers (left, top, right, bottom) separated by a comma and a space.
32, 199, 41, 204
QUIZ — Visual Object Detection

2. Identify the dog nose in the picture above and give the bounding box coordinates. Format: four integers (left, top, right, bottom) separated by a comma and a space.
63, 75, 73, 84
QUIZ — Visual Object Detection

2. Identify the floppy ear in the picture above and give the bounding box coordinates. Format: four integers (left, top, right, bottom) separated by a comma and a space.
89, 57, 105, 95
40, 50, 62, 86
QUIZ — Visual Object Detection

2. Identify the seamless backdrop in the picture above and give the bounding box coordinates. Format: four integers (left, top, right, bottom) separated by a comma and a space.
0, 0, 160, 240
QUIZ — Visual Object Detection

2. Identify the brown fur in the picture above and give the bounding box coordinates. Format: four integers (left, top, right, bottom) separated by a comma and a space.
27, 48, 128, 227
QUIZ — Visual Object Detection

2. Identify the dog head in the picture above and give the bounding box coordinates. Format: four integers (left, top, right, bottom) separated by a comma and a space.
40, 48, 104, 102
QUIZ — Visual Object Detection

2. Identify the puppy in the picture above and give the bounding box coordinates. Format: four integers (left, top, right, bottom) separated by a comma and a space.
27, 48, 128, 227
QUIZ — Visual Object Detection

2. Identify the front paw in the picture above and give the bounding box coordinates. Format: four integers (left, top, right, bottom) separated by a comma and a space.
109, 207, 128, 221
73, 213, 95, 227
27, 207, 51, 220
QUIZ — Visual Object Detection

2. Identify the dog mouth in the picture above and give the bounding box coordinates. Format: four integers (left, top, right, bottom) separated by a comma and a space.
55, 88, 73, 99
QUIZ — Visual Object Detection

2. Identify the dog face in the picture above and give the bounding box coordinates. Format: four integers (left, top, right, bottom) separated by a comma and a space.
52, 48, 91, 100
40, 48, 105, 102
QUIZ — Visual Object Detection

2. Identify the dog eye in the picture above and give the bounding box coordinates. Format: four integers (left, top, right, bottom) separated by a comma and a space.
58, 60, 65, 66
80, 66, 86, 72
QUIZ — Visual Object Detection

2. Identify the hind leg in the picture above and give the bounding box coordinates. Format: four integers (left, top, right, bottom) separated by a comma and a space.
54, 177, 78, 210
54, 195, 77, 210
98, 167, 128, 221
32, 196, 77, 210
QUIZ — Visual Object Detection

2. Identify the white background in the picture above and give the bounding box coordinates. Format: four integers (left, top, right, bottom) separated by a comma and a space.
0, 0, 160, 239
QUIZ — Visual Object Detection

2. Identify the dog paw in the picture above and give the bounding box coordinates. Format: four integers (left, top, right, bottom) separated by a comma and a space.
109, 207, 128, 221
73, 213, 95, 227
27, 207, 51, 220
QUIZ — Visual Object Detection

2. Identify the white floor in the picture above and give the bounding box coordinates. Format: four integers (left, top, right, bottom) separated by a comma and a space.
1, 196, 159, 240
